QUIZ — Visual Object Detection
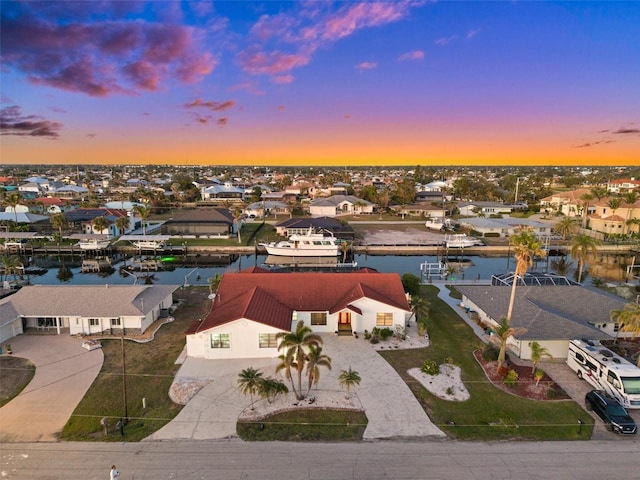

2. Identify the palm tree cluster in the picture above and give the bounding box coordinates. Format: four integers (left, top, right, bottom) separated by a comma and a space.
276, 320, 332, 400
237, 367, 289, 409
611, 303, 640, 367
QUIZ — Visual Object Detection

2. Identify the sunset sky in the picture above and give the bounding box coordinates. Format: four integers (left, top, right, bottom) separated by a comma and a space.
1, 1, 639, 167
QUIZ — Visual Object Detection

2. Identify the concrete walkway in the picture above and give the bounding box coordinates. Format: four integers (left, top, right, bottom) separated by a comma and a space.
149, 333, 445, 441
0, 335, 103, 442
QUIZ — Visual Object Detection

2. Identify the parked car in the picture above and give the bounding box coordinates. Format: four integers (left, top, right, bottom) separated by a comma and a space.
585, 390, 637, 434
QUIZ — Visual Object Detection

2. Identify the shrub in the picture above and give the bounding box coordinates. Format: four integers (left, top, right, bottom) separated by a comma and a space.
444, 356, 455, 366
421, 359, 440, 376
379, 328, 394, 340
503, 369, 519, 387
482, 344, 499, 361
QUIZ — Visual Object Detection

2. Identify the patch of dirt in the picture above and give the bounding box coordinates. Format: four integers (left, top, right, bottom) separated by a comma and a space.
0, 356, 35, 407
473, 350, 571, 401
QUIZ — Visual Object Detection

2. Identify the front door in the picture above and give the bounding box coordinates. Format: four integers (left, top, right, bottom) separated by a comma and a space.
338, 311, 351, 333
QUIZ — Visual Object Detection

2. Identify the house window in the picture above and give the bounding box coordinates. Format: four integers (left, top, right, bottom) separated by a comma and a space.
311, 312, 327, 325
89, 318, 100, 326
211, 333, 230, 349
259, 333, 278, 348
376, 312, 393, 326
111, 318, 121, 326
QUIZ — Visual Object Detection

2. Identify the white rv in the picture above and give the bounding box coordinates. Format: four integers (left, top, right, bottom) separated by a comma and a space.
567, 339, 640, 409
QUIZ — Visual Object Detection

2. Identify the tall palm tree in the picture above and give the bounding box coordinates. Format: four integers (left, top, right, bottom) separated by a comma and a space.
275, 353, 297, 395
3, 192, 21, 224
626, 217, 640, 235
115, 216, 130, 235
495, 317, 528, 370
50, 213, 68, 240
611, 303, 640, 364
338, 367, 361, 398
208, 273, 222, 296
570, 234, 601, 284
237, 367, 264, 409
579, 193, 593, 228
410, 295, 430, 323
1, 255, 22, 282
529, 341, 551, 375
623, 192, 637, 235
133, 205, 150, 235
505, 228, 546, 326
276, 320, 322, 400
91, 216, 110, 235
553, 216, 578, 240
305, 344, 332, 396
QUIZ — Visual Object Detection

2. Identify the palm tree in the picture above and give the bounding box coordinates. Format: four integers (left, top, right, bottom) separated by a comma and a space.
623, 192, 637, 235
115, 215, 130, 235
257, 376, 288, 404
579, 193, 593, 228
626, 217, 640, 235
276, 320, 322, 400
1, 255, 22, 282
3, 192, 21, 224
570, 234, 601, 284
529, 341, 551, 375
91, 216, 109, 235
611, 303, 640, 363
275, 353, 296, 395
505, 228, 546, 326
305, 344, 332, 396
338, 367, 361, 398
553, 216, 578, 240
237, 367, 264, 409
410, 295, 430, 323
495, 317, 528, 370
339, 240, 351, 263
50, 213, 68, 241
133, 205, 150, 235
208, 273, 222, 296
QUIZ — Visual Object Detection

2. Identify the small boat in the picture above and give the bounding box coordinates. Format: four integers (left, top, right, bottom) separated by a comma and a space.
260, 228, 341, 257
133, 239, 165, 250
444, 234, 483, 249
77, 238, 111, 250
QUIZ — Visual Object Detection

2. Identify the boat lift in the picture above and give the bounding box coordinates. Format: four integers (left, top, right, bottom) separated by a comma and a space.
420, 260, 446, 283
183, 267, 199, 288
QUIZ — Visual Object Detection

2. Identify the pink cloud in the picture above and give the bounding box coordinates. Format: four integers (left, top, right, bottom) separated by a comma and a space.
0, 9, 215, 96
466, 28, 481, 39
273, 74, 294, 84
355, 62, 377, 71
185, 99, 236, 111
238, 47, 311, 76
398, 50, 424, 62
0, 105, 63, 138
435, 35, 457, 46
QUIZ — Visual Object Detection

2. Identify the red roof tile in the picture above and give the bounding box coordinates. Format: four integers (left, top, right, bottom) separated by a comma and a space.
193, 269, 409, 333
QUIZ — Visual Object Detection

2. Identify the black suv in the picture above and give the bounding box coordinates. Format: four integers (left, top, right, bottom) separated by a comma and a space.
585, 390, 637, 434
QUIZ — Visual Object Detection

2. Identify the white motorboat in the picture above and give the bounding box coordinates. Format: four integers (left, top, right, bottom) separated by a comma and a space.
260, 228, 341, 257
133, 239, 165, 250
77, 238, 111, 250
444, 234, 483, 249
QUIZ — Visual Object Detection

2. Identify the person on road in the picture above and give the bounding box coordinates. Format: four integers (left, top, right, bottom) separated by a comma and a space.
110, 465, 119, 480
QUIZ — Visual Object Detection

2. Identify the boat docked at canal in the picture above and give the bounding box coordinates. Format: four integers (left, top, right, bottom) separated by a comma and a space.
444, 233, 484, 249
260, 228, 342, 257
77, 237, 111, 251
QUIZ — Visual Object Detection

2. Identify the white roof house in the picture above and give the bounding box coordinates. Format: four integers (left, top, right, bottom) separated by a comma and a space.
0, 285, 179, 344
309, 195, 375, 217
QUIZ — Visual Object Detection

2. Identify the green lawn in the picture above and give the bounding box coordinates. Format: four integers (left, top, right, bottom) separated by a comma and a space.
60, 288, 210, 441
237, 409, 368, 441
379, 285, 594, 441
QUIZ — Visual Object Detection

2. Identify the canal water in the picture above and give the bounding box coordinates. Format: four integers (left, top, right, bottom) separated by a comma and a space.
9, 250, 633, 287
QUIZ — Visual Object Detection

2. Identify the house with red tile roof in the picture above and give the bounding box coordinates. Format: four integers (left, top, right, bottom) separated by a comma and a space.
186, 268, 411, 359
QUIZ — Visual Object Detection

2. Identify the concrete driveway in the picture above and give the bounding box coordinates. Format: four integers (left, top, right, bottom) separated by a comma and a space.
0, 335, 103, 442
148, 333, 444, 441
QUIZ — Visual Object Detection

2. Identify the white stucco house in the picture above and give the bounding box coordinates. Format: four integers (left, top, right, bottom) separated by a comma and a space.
0, 285, 179, 344
186, 267, 411, 360
309, 195, 375, 217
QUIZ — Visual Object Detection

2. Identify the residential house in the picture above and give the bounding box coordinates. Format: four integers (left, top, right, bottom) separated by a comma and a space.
607, 178, 640, 194
185, 268, 411, 360
274, 217, 355, 240
31, 197, 75, 215
243, 201, 290, 219
309, 195, 375, 217
456, 282, 625, 361
63, 208, 129, 236
52, 185, 88, 200
0, 284, 178, 344
201, 182, 244, 202
457, 201, 524, 217
539, 188, 594, 217
459, 217, 553, 238
588, 198, 640, 236
161, 208, 234, 237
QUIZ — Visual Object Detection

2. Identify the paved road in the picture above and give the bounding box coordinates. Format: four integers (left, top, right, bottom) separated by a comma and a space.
2, 439, 640, 479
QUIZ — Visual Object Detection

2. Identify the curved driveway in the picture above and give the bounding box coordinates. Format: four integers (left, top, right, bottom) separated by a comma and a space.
149, 333, 444, 441
0, 335, 103, 442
